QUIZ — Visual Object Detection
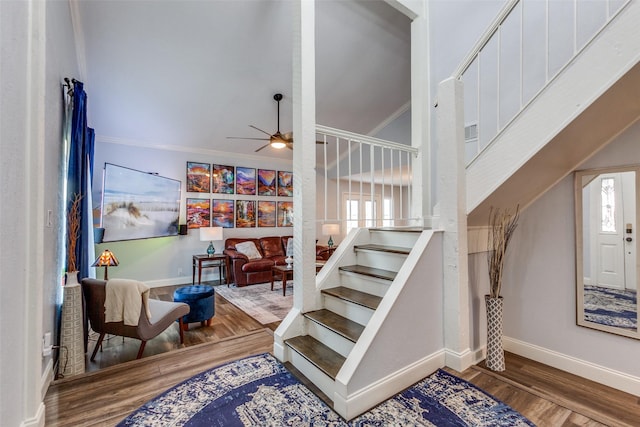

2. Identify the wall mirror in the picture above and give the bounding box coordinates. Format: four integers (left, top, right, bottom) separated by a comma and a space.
575, 166, 639, 339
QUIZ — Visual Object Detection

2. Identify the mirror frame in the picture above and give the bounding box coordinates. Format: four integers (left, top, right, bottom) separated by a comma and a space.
575, 165, 640, 339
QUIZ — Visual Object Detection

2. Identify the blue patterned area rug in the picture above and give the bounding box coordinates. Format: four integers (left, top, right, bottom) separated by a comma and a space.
118, 353, 534, 426
584, 285, 637, 330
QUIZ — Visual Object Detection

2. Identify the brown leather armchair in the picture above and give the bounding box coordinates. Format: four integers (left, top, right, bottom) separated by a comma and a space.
81, 278, 190, 360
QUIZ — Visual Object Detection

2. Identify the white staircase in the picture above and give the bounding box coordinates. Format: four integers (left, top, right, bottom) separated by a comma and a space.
274, 227, 444, 420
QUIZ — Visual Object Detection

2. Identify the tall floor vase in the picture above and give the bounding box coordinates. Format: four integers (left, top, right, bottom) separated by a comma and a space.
485, 295, 505, 371
60, 272, 85, 377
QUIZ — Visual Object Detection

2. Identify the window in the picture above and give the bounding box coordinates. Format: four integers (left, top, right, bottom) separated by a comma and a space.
342, 193, 382, 234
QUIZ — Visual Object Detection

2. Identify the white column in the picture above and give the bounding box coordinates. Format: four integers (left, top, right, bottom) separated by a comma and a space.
409, 1, 432, 227
292, 0, 317, 312
437, 77, 472, 372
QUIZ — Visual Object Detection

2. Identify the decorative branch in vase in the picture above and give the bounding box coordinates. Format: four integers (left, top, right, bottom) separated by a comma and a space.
485, 205, 519, 372
66, 193, 83, 283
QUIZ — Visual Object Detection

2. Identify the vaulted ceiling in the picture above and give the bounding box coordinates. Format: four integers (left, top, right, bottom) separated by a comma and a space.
74, 0, 411, 159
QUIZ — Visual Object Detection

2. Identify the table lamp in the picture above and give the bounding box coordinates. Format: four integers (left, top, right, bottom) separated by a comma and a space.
322, 223, 340, 248
200, 226, 223, 257
92, 249, 119, 280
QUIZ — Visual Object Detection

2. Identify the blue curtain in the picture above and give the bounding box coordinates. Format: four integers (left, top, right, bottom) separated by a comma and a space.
66, 80, 95, 279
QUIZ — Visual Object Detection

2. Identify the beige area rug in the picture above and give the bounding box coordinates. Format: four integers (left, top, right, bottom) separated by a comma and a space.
214, 281, 293, 325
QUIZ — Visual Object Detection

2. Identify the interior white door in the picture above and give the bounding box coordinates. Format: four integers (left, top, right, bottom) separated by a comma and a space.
591, 173, 625, 289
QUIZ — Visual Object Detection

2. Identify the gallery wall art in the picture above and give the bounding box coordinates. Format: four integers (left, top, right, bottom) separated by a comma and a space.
278, 171, 293, 196
186, 198, 211, 229
258, 169, 276, 196
236, 167, 256, 195
236, 200, 256, 228
258, 201, 276, 227
212, 199, 234, 228
277, 201, 293, 227
213, 164, 235, 194
186, 161, 210, 193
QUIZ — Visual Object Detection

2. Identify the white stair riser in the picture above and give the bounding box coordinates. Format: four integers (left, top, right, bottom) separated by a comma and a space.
338, 274, 390, 298
355, 250, 406, 271
306, 318, 355, 358
369, 230, 421, 247
323, 294, 374, 326
288, 349, 336, 399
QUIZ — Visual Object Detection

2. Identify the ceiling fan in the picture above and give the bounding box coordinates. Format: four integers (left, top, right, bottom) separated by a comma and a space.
227, 93, 293, 152
227, 93, 324, 152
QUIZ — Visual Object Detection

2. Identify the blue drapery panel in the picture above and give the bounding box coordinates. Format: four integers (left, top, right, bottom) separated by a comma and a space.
67, 80, 95, 279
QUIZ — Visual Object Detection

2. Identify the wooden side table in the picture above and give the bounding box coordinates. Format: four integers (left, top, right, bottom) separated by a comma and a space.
193, 254, 231, 286
271, 265, 293, 296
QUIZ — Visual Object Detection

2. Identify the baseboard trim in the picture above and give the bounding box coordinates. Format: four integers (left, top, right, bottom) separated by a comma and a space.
444, 347, 475, 372
20, 402, 45, 427
504, 336, 640, 396
40, 358, 53, 400
333, 350, 446, 420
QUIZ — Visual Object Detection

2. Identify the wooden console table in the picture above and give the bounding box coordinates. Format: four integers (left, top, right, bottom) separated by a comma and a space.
193, 254, 231, 286
271, 265, 293, 296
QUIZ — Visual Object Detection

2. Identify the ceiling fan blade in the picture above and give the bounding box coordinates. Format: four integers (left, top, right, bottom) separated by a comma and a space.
282, 131, 293, 142
254, 143, 271, 152
226, 136, 269, 141
249, 125, 274, 137
286, 142, 294, 150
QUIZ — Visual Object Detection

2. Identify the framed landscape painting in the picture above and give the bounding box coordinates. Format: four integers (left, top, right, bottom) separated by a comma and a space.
212, 164, 235, 194
236, 200, 256, 228
236, 166, 256, 195
257, 169, 276, 196
258, 201, 276, 227
186, 198, 210, 229
186, 161, 210, 193
100, 163, 181, 242
277, 201, 293, 227
277, 171, 293, 196
212, 199, 234, 228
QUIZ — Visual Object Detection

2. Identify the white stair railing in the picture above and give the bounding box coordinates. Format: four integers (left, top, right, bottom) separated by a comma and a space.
456, 0, 632, 165
315, 125, 420, 232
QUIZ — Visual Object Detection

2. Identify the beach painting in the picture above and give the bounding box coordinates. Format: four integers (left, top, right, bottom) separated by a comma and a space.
212, 199, 234, 228
236, 167, 256, 195
258, 169, 276, 196
101, 163, 181, 241
258, 201, 276, 227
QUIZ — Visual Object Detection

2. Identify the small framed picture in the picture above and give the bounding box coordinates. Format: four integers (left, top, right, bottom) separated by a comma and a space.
258, 201, 276, 227
212, 164, 235, 194
186, 161, 210, 193
257, 169, 277, 196
236, 200, 256, 228
186, 198, 210, 229
277, 171, 293, 196
212, 199, 234, 228
277, 201, 293, 227
236, 166, 256, 195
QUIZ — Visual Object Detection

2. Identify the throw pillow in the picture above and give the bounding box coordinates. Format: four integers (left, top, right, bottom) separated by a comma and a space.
235, 241, 262, 260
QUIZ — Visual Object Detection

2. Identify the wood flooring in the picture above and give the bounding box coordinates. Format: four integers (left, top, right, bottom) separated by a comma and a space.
45, 284, 640, 426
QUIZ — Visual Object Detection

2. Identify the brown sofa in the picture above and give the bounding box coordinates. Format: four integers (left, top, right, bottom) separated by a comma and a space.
224, 236, 334, 286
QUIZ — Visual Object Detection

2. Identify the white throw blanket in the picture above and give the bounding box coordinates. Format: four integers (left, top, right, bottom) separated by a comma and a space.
105, 278, 152, 326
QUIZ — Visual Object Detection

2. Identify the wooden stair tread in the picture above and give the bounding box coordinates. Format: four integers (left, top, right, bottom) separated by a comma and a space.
322, 286, 382, 310
368, 226, 426, 232
304, 309, 364, 342
285, 335, 345, 380
354, 244, 411, 255
339, 264, 397, 281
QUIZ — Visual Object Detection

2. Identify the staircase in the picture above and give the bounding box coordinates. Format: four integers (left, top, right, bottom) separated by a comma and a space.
274, 227, 444, 420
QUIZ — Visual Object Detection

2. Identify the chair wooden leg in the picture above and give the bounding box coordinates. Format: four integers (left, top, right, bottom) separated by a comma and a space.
136, 341, 146, 359
90, 332, 105, 361
178, 319, 185, 343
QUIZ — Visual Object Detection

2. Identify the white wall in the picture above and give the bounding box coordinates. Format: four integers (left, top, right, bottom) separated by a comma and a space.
471, 119, 640, 379
93, 141, 293, 285
1, 0, 78, 425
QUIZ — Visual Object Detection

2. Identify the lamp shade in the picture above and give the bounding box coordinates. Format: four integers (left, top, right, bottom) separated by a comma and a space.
322, 224, 340, 236
199, 226, 223, 242
91, 249, 119, 267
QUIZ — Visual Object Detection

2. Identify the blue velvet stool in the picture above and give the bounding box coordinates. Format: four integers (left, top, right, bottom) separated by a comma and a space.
173, 285, 215, 330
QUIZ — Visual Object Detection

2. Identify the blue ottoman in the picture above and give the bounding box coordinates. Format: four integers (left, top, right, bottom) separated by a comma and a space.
173, 285, 215, 330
